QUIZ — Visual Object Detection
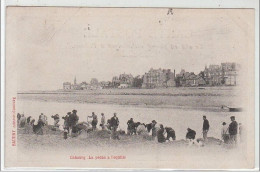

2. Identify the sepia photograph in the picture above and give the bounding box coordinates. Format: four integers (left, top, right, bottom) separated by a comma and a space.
2, 2, 258, 170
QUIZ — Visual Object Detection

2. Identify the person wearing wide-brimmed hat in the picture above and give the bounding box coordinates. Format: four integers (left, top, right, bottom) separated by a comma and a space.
229, 116, 238, 144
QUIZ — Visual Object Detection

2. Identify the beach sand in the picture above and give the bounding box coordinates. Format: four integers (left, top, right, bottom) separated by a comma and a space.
16, 125, 251, 169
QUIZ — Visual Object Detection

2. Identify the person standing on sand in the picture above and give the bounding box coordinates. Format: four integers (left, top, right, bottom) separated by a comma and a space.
157, 124, 166, 143
100, 113, 106, 130
127, 118, 134, 135
17, 113, 21, 125
38, 113, 45, 124
221, 122, 229, 144
151, 120, 157, 138
62, 112, 70, 139
88, 112, 98, 130
69, 110, 79, 134
110, 113, 119, 132
110, 113, 120, 140
62, 112, 70, 131
19, 114, 26, 128
229, 116, 238, 144
202, 115, 210, 142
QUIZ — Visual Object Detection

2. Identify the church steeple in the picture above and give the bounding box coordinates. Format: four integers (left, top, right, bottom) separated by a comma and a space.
74, 76, 77, 85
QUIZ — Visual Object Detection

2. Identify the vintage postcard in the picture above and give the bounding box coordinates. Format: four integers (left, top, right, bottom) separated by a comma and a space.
3, 6, 257, 170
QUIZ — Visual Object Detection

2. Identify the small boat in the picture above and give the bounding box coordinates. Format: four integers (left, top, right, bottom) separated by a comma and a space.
221, 105, 242, 112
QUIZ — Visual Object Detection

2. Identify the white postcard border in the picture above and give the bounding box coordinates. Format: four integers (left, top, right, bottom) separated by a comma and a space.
1, 0, 259, 171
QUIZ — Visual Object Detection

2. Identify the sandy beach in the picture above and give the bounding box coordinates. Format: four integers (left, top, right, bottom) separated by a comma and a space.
16, 124, 250, 169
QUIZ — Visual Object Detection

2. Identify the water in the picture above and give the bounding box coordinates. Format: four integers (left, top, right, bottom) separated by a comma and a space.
17, 99, 242, 140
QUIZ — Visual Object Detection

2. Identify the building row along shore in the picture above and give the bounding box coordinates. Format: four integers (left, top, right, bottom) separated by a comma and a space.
63, 62, 240, 90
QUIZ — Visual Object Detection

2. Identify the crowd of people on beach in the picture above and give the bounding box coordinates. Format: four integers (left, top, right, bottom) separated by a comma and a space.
17, 111, 243, 146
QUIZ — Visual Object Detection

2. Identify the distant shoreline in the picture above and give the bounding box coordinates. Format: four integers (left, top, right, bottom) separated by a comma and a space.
17, 87, 240, 111
18, 86, 236, 95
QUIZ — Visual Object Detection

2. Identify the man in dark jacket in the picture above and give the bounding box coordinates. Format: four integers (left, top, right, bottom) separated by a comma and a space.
202, 115, 210, 142
110, 113, 119, 132
229, 116, 238, 144
165, 127, 176, 141
68, 110, 79, 134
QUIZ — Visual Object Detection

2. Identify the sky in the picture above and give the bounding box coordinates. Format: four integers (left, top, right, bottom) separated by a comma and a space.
6, 7, 254, 91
